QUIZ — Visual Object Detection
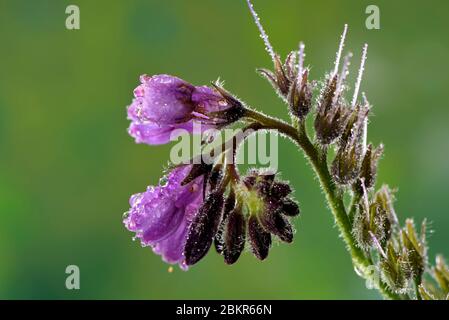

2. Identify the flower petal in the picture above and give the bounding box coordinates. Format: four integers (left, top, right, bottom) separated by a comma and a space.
128, 121, 194, 145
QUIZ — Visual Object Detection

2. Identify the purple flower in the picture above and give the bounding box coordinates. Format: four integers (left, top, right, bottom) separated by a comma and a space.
123, 165, 204, 270
127, 74, 238, 145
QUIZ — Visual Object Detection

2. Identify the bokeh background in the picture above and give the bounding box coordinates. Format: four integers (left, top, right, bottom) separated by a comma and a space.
1, 0, 448, 299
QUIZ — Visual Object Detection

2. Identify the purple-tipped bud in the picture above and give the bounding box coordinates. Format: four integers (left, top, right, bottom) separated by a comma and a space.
314, 75, 350, 145
331, 105, 369, 185
331, 142, 363, 185
248, 215, 271, 260
314, 105, 349, 146
354, 184, 399, 252
356, 143, 384, 191
288, 70, 313, 120
379, 241, 409, 293
353, 200, 389, 251
184, 191, 225, 266
340, 104, 370, 147
374, 185, 399, 226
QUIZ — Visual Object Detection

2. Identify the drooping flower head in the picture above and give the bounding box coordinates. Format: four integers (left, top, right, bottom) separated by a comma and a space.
123, 165, 205, 269
127, 74, 243, 145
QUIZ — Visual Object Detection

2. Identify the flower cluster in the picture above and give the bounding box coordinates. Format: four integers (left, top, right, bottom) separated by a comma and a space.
124, 74, 251, 269
122, 0, 448, 300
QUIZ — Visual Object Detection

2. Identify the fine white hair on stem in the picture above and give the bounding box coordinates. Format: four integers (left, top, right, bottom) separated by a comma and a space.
246, 0, 276, 62
361, 92, 369, 153
352, 44, 368, 108
333, 24, 348, 75
297, 42, 305, 86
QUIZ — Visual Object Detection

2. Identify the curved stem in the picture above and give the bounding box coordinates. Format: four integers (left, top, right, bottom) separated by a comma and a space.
243, 107, 403, 300
348, 190, 362, 225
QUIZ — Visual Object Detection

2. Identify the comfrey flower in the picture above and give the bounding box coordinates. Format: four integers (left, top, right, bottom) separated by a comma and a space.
127, 74, 243, 145
123, 165, 205, 270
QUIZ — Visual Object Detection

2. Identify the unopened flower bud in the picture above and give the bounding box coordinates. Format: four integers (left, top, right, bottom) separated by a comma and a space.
401, 219, 427, 279
339, 104, 368, 146
355, 143, 384, 191
331, 142, 363, 185
288, 70, 312, 120
314, 75, 350, 145
331, 105, 369, 185
353, 200, 389, 251
184, 191, 225, 266
373, 185, 399, 226
379, 241, 409, 294
318, 75, 338, 115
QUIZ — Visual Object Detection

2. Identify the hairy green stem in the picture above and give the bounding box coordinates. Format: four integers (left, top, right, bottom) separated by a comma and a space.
348, 190, 361, 225
244, 108, 403, 300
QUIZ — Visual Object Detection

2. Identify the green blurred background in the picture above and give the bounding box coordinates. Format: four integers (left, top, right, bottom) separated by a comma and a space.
1, 0, 448, 299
